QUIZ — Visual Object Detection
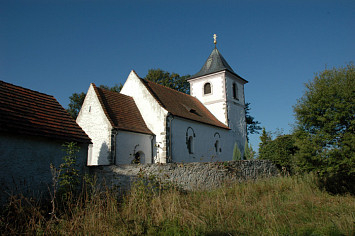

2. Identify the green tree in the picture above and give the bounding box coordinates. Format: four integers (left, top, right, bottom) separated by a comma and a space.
244, 140, 255, 160
232, 143, 242, 160
245, 103, 262, 139
259, 134, 297, 173
58, 142, 81, 202
293, 63, 355, 194
66, 83, 122, 119
258, 127, 272, 154
67, 92, 86, 119
144, 68, 190, 94
98, 84, 123, 92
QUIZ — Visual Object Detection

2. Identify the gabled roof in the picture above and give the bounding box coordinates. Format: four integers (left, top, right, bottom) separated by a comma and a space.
140, 78, 229, 130
189, 47, 247, 83
92, 83, 153, 135
0, 80, 91, 143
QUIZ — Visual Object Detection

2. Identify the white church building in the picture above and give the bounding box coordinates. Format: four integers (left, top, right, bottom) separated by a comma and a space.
77, 44, 248, 165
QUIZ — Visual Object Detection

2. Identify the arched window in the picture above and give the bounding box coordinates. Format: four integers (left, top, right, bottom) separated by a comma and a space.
214, 140, 219, 153
186, 127, 196, 154
132, 151, 145, 164
233, 83, 238, 100
214, 132, 222, 153
204, 82, 211, 95
187, 136, 194, 154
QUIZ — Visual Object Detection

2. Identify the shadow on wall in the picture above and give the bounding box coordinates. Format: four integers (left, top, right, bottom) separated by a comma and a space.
99, 142, 110, 164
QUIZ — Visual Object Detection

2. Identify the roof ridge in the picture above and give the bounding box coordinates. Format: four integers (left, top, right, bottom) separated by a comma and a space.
91, 83, 115, 128
139, 78, 167, 109
141, 78, 192, 98
91, 83, 153, 135
0, 80, 55, 99
95, 85, 133, 100
1, 80, 91, 143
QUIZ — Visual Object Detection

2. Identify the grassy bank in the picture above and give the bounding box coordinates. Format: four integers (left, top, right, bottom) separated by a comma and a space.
1, 174, 354, 235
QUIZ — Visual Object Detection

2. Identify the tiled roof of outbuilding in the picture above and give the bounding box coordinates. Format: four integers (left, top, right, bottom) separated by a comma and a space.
189, 48, 248, 83
92, 84, 153, 135
0, 80, 91, 143
140, 78, 229, 130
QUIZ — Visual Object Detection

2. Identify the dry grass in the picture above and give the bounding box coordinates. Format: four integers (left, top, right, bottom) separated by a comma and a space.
1, 174, 354, 235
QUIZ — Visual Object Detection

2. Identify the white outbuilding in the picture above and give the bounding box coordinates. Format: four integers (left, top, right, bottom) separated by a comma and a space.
77, 45, 248, 165
0, 80, 91, 203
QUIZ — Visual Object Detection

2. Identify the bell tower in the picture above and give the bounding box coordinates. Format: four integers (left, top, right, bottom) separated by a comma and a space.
188, 35, 248, 155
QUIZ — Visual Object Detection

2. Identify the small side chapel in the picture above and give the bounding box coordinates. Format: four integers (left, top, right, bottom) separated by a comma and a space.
77, 36, 248, 165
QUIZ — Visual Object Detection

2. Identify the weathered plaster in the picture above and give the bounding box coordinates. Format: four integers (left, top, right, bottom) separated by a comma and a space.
115, 130, 153, 164
120, 71, 169, 163
77, 84, 112, 165
0, 134, 88, 204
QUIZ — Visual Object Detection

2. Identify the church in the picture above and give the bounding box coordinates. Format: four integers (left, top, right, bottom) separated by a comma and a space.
77, 38, 248, 165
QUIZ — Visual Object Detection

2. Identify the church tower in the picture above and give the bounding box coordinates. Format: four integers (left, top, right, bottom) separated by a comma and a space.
188, 35, 248, 155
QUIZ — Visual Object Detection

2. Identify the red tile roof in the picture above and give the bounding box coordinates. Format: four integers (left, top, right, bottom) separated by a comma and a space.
140, 78, 230, 130
92, 84, 153, 135
0, 80, 91, 143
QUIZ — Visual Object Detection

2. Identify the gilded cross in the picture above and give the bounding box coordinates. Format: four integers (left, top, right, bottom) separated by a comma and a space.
213, 34, 217, 46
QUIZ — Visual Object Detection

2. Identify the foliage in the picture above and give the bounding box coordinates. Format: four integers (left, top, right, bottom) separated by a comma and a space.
232, 143, 242, 160
58, 142, 81, 201
293, 63, 355, 194
245, 102, 262, 138
1, 175, 354, 235
98, 83, 123, 92
144, 68, 190, 94
66, 84, 122, 119
244, 140, 255, 160
67, 92, 86, 119
259, 133, 298, 173
258, 127, 272, 153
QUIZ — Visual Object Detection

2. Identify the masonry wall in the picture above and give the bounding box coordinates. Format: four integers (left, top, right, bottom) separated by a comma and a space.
0, 133, 88, 204
90, 160, 279, 192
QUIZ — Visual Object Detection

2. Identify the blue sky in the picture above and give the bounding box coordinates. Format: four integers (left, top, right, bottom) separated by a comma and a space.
1, 0, 354, 152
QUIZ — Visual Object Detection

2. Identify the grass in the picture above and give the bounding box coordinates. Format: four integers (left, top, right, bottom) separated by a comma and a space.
1, 174, 354, 235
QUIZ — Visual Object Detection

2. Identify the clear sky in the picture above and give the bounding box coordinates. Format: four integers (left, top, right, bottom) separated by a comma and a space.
1, 0, 354, 152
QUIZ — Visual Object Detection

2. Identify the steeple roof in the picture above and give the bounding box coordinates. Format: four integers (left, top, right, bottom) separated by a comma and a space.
189, 47, 247, 82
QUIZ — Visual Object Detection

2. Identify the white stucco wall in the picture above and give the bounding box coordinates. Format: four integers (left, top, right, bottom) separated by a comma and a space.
225, 74, 245, 105
0, 134, 88, 204
225, 74, 247, 155
189, 71, 228, 125
120, 71, 168, 163
115, 130, 153, 164
189, 71, 247, 158
76, 84, 112, 165
170, 117, 234, 163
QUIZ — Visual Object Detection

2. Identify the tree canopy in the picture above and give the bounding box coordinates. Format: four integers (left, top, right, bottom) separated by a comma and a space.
66, 84, 123, 119
259, 130, 297, 173
293, 63, 355, 193
67, 92, 86, 119
245, 102, 262, 138
144, 68, 190, 94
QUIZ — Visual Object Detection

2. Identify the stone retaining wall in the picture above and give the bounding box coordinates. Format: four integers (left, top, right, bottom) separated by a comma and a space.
89, 160, 279, 192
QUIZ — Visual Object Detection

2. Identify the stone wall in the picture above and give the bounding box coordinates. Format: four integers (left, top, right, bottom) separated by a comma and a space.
89, 160, 279, 192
